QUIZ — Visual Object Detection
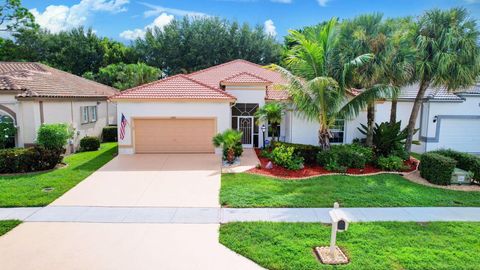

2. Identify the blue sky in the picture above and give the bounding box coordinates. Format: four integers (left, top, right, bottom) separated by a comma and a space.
22, 0, 480, 42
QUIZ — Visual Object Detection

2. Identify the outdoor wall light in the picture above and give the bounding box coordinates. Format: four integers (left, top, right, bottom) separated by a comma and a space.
433, 116, 438, 123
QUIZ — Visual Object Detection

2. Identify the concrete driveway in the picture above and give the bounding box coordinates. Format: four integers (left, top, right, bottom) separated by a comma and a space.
52, 154, 222, 207
0, 154, 264, 270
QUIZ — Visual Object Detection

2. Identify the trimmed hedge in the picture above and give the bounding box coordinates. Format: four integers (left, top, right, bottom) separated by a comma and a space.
102, 126, 118, 142
317, 144, 374, 169
432, 149, 480, 180
0, 146, 64, 174
273, 142, 321, 165
420, 153, 457, 185
377, 155, 406, 171
80, 136, 100, 152
270, 145, 304, 170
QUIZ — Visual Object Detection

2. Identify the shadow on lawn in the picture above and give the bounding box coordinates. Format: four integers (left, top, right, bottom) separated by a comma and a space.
71, 146, 118, 172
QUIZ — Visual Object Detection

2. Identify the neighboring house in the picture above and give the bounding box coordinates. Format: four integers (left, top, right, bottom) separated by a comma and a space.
112, 59, 480, 155
0, 62, 118, 152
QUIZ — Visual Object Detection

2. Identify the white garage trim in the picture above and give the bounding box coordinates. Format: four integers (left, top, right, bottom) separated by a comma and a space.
420, 115, 480, 142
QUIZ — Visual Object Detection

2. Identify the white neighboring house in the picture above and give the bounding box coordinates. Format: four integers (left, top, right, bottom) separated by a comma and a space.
0, 62, 118, 152
112, 59, 480, 155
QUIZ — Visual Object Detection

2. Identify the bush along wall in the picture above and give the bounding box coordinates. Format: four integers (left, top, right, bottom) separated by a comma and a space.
432, 149, 480, 180
420, 152, 457, 185
102, 126, 118, 142
80, 136, 101, 152
272, 142, 321, 165
0, 146, 64, 174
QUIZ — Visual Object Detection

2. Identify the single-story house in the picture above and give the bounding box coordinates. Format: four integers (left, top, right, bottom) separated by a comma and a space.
112, 59, 480, 155
0, 62, 118, 152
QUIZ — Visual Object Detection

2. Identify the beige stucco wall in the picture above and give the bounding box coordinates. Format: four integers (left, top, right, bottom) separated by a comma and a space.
116, 101, 231, 154
9, 99, 116, 151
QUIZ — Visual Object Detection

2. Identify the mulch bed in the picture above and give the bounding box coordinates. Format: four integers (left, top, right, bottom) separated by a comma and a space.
248, 148, 418, 179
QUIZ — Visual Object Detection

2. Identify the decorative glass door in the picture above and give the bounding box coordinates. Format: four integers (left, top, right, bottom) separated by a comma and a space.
238, 116, 254, 147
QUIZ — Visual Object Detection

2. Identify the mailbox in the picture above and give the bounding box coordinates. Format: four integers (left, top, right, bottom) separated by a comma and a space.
329, 208, 349, 232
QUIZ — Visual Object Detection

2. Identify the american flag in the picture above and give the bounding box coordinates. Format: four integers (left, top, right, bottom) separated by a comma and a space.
119, 113, 128, 140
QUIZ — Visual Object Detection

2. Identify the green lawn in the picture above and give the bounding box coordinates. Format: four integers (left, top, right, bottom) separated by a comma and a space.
0, 220, 21, 236
220, 222, 480, 270
0, 143, 118, 207
221, 173, 480, 207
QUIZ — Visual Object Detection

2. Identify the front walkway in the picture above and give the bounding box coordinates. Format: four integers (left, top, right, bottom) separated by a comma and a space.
2, 206, 480, 223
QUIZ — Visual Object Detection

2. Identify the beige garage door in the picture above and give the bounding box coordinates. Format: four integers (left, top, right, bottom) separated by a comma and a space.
134, 118, 216, 153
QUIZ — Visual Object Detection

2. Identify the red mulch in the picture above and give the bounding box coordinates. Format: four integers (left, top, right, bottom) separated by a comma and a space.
248, 148, 418, 179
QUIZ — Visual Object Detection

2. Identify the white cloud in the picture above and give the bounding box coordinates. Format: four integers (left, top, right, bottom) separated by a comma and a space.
317, 0, 330, 6
271, 0, 292, 3
30, 0, 129, 33
264, 19, 276, 37
120, 13, 174, 40
140, 2, 208, 18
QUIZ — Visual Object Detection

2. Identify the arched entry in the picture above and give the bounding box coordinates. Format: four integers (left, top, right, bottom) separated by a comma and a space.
0, 111, 17, 148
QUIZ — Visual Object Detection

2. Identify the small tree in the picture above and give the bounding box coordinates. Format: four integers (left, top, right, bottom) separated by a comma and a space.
212, 129, 243, 163
36, 123, 73, 150
254, 102, 284, 142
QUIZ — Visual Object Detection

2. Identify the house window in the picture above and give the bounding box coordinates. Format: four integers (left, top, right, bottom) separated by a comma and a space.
330, 119, 345, 143
81, 106, 97, 124
89, 106, 97, 122
81, 107, 89, 124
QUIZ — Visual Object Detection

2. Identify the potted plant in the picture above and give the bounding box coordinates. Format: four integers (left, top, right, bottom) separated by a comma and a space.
212, 129, 243, 164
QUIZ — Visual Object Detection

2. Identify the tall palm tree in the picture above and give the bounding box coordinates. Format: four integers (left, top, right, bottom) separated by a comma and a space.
269, 18, 373, 150
335, 14, 397, 146
254, 102, 284, 142
383, 17, 416, 124
404, 8, 480, 151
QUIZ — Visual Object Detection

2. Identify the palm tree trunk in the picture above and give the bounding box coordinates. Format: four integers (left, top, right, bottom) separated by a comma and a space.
318, 125, 331, 151
405, 80, 429, 151
390, 98, 398, 124
366, 102, 375, 147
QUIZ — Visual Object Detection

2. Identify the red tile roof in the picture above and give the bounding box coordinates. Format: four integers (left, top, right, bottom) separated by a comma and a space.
112, 74, 236, 101
0, 62, 118, 98
221, 71, 273, 85
115, 59, 289, 101
266, 89, 290, 100
188, 59, 287, 88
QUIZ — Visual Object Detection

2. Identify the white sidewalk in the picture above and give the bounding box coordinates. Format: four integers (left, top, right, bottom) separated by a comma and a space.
2, 206, 480, 223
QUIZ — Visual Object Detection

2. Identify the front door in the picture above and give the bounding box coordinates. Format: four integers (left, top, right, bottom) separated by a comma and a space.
238, 116, 254, 148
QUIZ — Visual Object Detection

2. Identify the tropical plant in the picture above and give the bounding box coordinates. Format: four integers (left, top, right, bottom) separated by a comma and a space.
335, 13, 398, 147
358, 121, 417, 158
271, 18, 373, 150
404, 8, 480, 151
212, 129, 243, 163
254, 102, 284, 142
383, 17, 416, 123
270, 145, 304, 170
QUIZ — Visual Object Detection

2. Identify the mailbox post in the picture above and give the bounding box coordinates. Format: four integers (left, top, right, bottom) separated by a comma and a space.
315, 202, 350, 265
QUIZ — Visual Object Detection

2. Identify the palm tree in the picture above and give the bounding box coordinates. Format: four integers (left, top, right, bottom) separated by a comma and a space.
403, 8, 480, 151
254, 102, 284, 142
383, 18, 416, 124
270, 18, 373, 150
335, 14, 398, 146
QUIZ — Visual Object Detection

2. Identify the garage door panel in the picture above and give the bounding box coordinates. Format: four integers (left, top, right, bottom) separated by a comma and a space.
134, 118, 215, 153
438, 118, 480, 153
